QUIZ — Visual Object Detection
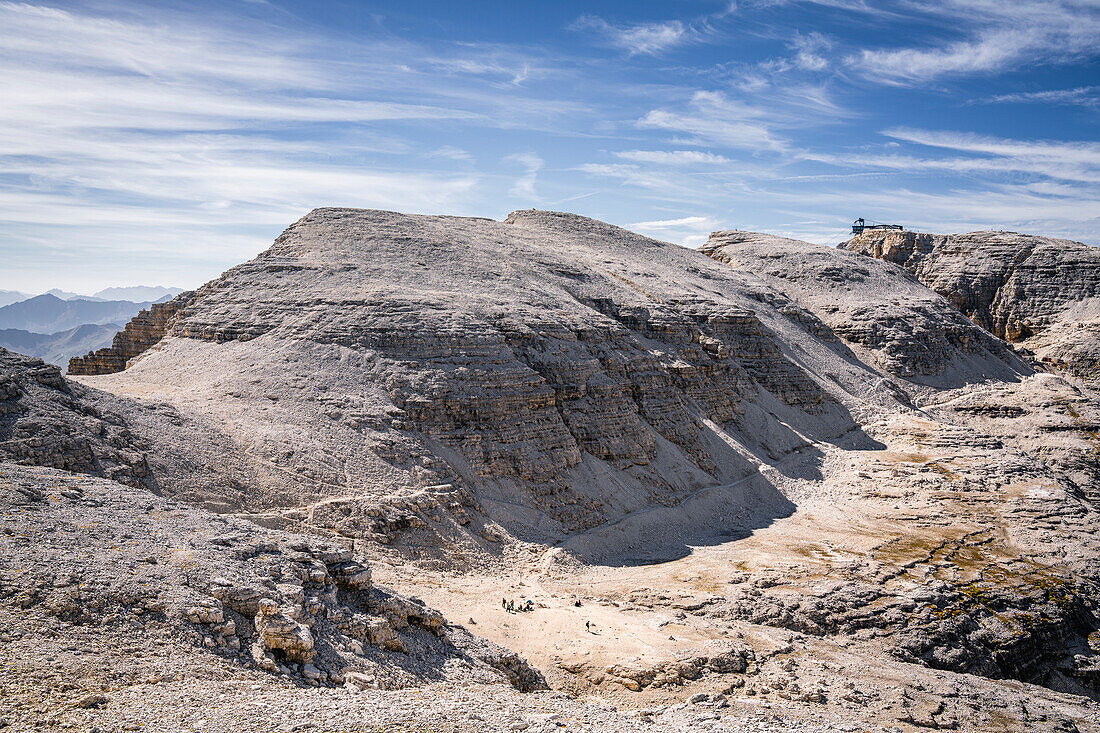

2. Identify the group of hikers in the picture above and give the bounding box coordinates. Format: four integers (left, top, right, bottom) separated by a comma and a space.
499, 596, 595, 632
501, 597, 534, 613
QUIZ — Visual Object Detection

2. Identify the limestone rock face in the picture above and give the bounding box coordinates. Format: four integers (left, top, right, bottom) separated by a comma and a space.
701, 230, 1027, 386
843, 229, 1100, 384
0, 347, 148, 484
13, 211, 1100, 728
77, 208, 904, 557
68, 291, 194, 375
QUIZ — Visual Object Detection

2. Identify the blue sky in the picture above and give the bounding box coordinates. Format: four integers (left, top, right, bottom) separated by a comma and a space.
2, 0, 1099, 293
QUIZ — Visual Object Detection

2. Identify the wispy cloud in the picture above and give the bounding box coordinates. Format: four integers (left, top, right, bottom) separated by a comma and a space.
789, 31, 832, 71
984, 85, 1100, 107
630, 215, 720, 247
850, 29, 1027, 84
639, 91, 788, 151
572, 15, 698, 56
632, 216, 710, 228
881, 128, 1100, 183
426, 56, 537, 87
504, 153, 544, 199
0, 1, 314, 86
613, 150, 732, 165
847, 0, 1100, 84
427, 146, 474, 161
636, 82, 849, 153
746, 30, 834, 76
0, 2, 591, 290
576, 163, 728, 202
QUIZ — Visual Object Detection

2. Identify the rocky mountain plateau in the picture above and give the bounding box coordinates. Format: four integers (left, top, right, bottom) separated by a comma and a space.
844, 229, 1100, 388
3, 209, 1100, 732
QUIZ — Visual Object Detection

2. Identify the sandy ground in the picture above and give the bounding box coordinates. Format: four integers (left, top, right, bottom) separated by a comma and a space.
378, 497, 892, 688
370, 399, 1100, 731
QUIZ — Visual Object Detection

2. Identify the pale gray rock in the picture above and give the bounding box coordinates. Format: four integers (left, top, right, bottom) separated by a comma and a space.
0, 461, 546, 693
843, 229, 1100, 386
0, 347, 148, 484
701, 230, 1029, 386
43, 209, 1100, 731
78, 209, 890, 561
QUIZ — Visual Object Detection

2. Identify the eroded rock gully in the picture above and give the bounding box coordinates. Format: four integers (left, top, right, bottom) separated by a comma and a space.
10, 208, 1097, 731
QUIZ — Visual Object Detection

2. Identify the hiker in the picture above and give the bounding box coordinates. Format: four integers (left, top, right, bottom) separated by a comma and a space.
501, 598, 506, 609
585, 620, 590, 632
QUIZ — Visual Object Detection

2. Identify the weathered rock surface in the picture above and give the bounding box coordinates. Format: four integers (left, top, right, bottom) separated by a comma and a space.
68, 291, 194, 375
76, 209, 899, 561
843, 229, 1100, 385
702, 230, 1026, 386
0, 347, 148, 484
0, 462, 544, 694
699, 232, 1100, 697
47, 209, 1100, 731
0, 462, 881, 733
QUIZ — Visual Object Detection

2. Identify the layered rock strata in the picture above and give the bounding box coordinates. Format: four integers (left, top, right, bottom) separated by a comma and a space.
75, 208, 934, 556
843, 229, 1100, 384
36, 209, 1100, 726
702, 230, 1025, 386
68, 291, 194, 375
698, 235, 1100, 697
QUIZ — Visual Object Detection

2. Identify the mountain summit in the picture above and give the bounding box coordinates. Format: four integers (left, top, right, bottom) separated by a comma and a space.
10, 208, 1098, 730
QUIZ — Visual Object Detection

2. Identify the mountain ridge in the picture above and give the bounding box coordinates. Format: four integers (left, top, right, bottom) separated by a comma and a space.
0, 322, 119, 366
843, 228, 1100, 386
19, 208, 1100, 730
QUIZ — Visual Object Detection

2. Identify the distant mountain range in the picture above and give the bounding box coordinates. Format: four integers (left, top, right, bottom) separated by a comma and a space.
43, 288, 93, 300
92, 285, 183, 302
0, 286, 182, 306
0, 294, 151, 334
0, 290, 31, 308
0, 285, 182, 364
0, 323, 120, 366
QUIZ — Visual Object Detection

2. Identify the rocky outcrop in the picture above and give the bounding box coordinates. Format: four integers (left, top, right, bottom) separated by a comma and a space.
72, 209, 880, 555
68, 291, 193, 375
701, 230, 1028, 385
0, 462, 545, 691
843, 229, 1100, 384
21, 210, 1100, 730
602, 647, 754, 691
0, 347, 148, 484
843, 230, 1100, 340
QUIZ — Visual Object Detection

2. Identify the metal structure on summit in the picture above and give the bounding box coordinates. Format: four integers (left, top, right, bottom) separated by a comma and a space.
851, 218, 904, 234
